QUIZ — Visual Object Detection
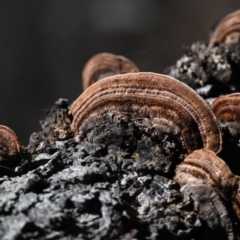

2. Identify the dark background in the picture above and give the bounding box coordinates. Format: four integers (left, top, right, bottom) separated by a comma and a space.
1, 0, 240, 144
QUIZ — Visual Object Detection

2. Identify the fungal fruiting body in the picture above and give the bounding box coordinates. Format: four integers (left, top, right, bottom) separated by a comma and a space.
0, 125, 20, 155
211, 93, 240, 218
69, 72, 222, 154
211, 93, 240, 122
211, 93, 240, 138
174, 149, 237, 200
82, 53, 139, 91
210, 9, 240, 45
175, 148, 240, 221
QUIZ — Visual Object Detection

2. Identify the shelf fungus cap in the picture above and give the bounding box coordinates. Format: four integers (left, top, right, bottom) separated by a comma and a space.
82, 53, 139, 90
0, 125, 20, 155
174, 149, 238, 200
69, 72, 222, 153
211, 93, 240, 122
175, 148, 240, 220
209, 9, 240, 45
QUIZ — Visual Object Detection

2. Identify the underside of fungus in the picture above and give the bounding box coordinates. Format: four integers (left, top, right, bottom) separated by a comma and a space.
0, 125, 20, 156
82, 53, 139, 91
210, 9, 240, 45
69, 72, 222, 154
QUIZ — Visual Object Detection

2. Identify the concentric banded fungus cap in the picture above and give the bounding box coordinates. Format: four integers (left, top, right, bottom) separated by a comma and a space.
210, 9, 240, 45
211, 93, 240, 122
82, 53, 139, 90
0, 125, 20, 155
175, 148, 240, 220
174, 149, 238, 200
69, 72, 222, 153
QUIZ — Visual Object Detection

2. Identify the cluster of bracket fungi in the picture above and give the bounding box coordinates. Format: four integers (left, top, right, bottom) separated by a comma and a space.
1, 9, 240, 239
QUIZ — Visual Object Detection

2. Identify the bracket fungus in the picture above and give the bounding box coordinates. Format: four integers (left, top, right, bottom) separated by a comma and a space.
211, 93, 240, 139
174, 149, 237, 200
211, 93, 240, 122
69, 72, 222, 154
82, 53, 139, 91
0, 125, 20, 155
210, 9, 240, 45
175, 148, 240, 220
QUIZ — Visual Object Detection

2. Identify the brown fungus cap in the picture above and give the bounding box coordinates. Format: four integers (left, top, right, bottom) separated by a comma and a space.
0, 125, 20, 155
82, 53, 139, 91
210, 9, 240, 45
211, 93, 240, 122
174, 149, 238, 200
175, 148, 240, 221
69, 72, 222, 153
